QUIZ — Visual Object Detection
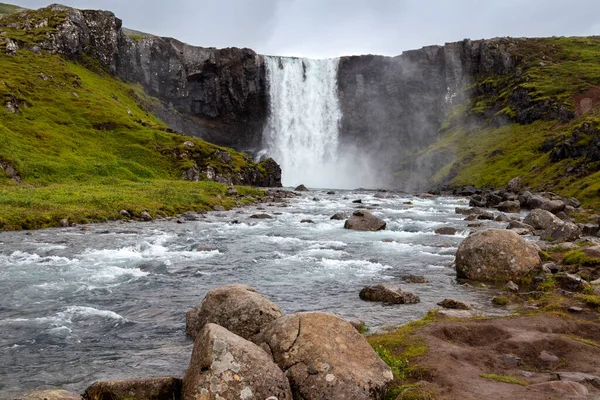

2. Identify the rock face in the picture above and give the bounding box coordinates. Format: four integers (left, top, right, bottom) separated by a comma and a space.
84, 377, 181, 400
252, 312, 394, 400
359, 284, 420, 304
186, 284, 283, 340
183, 323, 292, 400
344, 210, 387, 231
455, 229, 542, 281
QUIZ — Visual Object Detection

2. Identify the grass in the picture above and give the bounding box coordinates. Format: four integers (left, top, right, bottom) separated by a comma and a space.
368, 311, 437, 399
565, 334, 600, 348
480, 373, 528, 386
0, 3, 24, 15
0, 27, 270, 230
563, 249, 600, 266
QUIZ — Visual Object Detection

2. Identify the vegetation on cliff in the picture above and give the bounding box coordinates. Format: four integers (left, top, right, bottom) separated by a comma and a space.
0, 6, 273, 231
428, 37, 600, 209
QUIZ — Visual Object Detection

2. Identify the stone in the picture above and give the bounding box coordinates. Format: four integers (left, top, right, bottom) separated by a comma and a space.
18, 390, 81, 400
529, 381, 589, 396
435, 226, 457, 235
509, 228, 531, 236
565, 197, 582, 208
327, 191, 336, 195
524, 209, 580, 241
249, 213, 273, 219
5, 38, 18, 55
84, 377, 181, 400
504, 281, 519, 292
507, 220, 534, 232
213, 205, 226, 211
140, 211, 153, 221
497, 200, 520, 213
568, 306, 583, 313
330, 212, 347, 220
352, 199, 363, 203
344, 210, 386, 231
455, 229, 542, 282
539, 350, 560, 367
400, 275, 429, 284
359, 284, 420, 304
252, 312, 393, 400
436, 309, 474, 319
183, 323, 292, 400
540, 199, 566, 214
300, 219, 314, 224
548, 221, 581, 242
555, 371, 600, 384
436, 298, 472, 310
495, 214, 510, 222
186, 284, 283, 340
119, 209, 130, 218
226, 186, 238, 196
580, 224, 600, 236
476, 211, 494, 220
294, 184, 308, 191
554, 273, 590, 292
455, 207, 482, 215
60, 218, 70, 227
347, 318, 367, 333
507, 177, 523, 193
527, 194, 547, 209
499, 354, 522, 367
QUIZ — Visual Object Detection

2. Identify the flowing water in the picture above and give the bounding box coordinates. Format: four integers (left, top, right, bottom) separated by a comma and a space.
0, 191, 509, 398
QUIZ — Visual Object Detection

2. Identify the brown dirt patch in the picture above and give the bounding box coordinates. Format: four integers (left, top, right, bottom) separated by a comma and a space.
410, 315, 600, 399
574, 86, 600, 116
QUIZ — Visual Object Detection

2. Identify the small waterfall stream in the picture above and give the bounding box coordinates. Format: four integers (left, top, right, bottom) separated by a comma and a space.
262, 57, 344, 188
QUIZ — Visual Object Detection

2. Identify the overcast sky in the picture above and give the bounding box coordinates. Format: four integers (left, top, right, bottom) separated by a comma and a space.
10, 0, 600, 58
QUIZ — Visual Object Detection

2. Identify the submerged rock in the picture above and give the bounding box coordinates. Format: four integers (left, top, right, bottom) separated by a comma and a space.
84, 377, 181, 400
252, 312, 393, 400
359, 284, 420, 304
183, 323, 292, 400
186, 284, 283, 340
455, 229, 541, 282
435, 226, 457, 235
344, 210, 386, 231
330, 212, 347, 220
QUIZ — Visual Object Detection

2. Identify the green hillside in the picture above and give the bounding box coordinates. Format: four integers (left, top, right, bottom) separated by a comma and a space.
426, 37, 600, 208
0, 16, 266, 230
0, 2, 24, 14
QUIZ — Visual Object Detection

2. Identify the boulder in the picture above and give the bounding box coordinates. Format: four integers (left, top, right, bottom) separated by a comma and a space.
400, 275, 429, 284
554, 273, 590, 292
540, 199, 566, 214
476, 211, 494, 220
579, 224, 599, 236
344, 210, 386, 231
455, 229, 542, 281
565, 197, 582, 208
359, 284, 420, 304
183, 324, 292, 400
435, 226, 457, 235
523, 209, 580, 241
186, 284, 283, 340
252, 312, 393, 400
436, 298, 472, 310
330, 212, 347, 220
495, 214, 510, 222
507, 220, 534, 232
84, 377, 181, 400
18, 390, 81, 400
249, 213, 273, 219
527, 195, 547, 209
507, 177, 523, 193
497, 200, 520, 213
294, 184, 308, 191
300, 219, 314, 224
548, 221, 581, 242
140, 211, 153, 221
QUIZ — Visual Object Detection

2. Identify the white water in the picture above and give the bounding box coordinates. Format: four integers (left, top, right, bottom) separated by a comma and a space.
262, 57, 375, 189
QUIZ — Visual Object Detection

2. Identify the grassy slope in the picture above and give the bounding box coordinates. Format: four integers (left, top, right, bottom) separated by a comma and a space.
0, 3, 24, 14
427, 37, 600, 208
0, 12, 264, 230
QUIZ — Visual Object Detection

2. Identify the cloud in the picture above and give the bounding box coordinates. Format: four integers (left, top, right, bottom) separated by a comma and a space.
10, 0, 600, 58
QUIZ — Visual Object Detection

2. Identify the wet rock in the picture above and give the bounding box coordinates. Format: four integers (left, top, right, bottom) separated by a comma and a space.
84, 377, 181, 400
119, 209, 131, 218
18, 390, 81, 400
507, 220, 534, 232
213, 205, 226, 211
455, 207, 482, 215
455, 229, 542, 282
179, 211, 204, 221
327, 191, 336, 195
359, 284, 420, 304
529, 381, 589, 396
507, 177, 523, 193
183, 323, 292, 400
495, 214, 510, 222
344, 210, 386, 231
249, 213, 273, 219
435, 226, 457, 235
352, 199, 362, 204
497, 200, 520, 213
504, 281, 519, 292
330, 212, 347, 220
294, 184, 308, 191
400, 275, 429, 284
436, 309, 474, 319
300, 219, 314, 224
252, 312, 393, 400
437, 298, 472, 310
186, 284, 283, 340
476, 211, 494, 220
140, 211, 153, 221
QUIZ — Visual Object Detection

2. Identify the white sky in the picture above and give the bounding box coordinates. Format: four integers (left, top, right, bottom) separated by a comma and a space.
10, 0, 600, 58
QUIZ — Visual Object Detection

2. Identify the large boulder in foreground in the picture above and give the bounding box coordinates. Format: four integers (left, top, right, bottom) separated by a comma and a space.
359, 284, 420, 304
84, 377, 181, 400
186, 284, 283, 340
344, 210, 386, 231
183, 323, 292, 400
253, 312, 393, 400
455, 229, 541, 281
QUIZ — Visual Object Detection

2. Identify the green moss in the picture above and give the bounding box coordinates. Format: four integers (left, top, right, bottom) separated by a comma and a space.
575, 294, 600, 308
480, 374, 528, 386
492, 296, 509, 306
563, 249, 600, 266
536, 276, 558, 292
539, 250, 551, 262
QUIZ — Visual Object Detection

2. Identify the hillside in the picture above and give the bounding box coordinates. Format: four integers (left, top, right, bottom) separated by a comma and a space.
0, 5, 279, 230
421, 37, 600, 208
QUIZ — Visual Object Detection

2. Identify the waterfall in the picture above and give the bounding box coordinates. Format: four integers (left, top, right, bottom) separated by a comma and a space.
262, 56, 345, 189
